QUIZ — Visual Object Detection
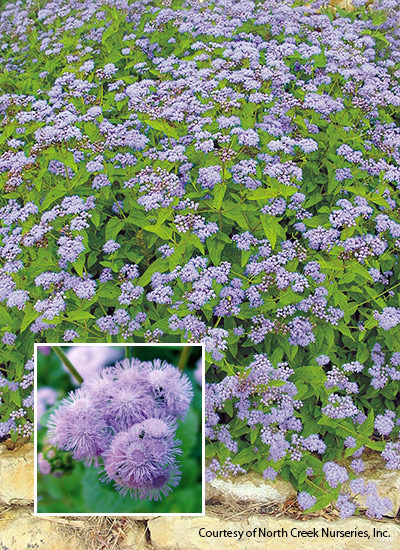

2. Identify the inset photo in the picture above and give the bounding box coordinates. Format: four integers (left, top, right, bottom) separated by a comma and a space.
34, 343, 204, 515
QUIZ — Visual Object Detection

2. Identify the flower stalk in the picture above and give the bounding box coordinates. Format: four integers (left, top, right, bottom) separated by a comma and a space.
52, 346, 83, 385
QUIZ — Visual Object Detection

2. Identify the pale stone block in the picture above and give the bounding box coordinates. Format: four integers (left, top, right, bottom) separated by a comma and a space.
0, 443, 34, 505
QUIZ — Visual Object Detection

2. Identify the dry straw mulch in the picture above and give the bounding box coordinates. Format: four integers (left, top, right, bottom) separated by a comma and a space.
45, 515, 149, 550
206, 497, 340, 522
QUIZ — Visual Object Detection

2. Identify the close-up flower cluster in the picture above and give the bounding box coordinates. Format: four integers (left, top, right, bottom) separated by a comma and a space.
37, 345, 202, 513
1, 0, 400, 520
47, 357, 193, 501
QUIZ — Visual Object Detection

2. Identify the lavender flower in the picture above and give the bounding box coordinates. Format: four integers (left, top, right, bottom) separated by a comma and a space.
336, 493, 356, 518
297, 491, 317, 510
103, 240, 121, 254
2, 331, 16, 345
48, 389, 109, 466
47, 356, 193, 500
373, 307, 400, 331
323, 462, 349, 488
197, 166, 222, 189
374, 410, 396, 436
38, 452, 51, 475
263, 466, 278, 481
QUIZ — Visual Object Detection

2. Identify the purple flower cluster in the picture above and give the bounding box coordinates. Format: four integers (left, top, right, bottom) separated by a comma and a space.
205, 353, 326, 479
323, 462, 349, 488
373, 307, 400, 331
48, 358, 193, 500
297, 491, 317, 511
0, 357, 34, 438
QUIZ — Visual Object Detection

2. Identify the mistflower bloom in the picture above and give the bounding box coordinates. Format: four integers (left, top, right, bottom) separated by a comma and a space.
158, 244, 174, 258
143, 359, 194, 419
104, 383, 154, 431
57, 235, 84, 264
297, 491, 317, 510
103, 63, 117, 76
231, 231, 258, 251
2, 331, 16, 345
373, 307, 400, 331
374, 410, 396, 436
382, 441, 400, 470
47, 389, 109, 466
92, 174, 111, 189
38, 452, 51, 475
141, 416, 177, 439
63, 329, 79, 342
263, 466, 278, 480
103, 240, 121, 254
336, 493, 356, 518
47, 356, 192, 501
288, 317, 315, 347
143, 465, 181, 501
344, 436, 356, 448
323, 461, 349, 488
197, 166, 222, 189
366, 489, 392, 519
350, 459, 365, 474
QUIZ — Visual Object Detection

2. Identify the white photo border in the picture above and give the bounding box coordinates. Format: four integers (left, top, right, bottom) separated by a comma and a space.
34, 342, 206, 517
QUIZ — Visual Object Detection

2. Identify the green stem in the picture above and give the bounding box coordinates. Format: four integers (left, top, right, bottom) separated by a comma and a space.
214, 316, 222, 328
178, 346, 192, 372
305, 477, 330, 495
52, 346, 83, 385
125, 346, 130, 359
358, 281, 400, 307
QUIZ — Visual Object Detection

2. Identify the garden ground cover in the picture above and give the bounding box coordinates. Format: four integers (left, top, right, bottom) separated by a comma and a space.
0, 0, 400, 519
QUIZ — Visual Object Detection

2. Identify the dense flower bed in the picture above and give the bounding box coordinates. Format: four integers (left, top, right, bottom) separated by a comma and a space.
0, 0, 399, 517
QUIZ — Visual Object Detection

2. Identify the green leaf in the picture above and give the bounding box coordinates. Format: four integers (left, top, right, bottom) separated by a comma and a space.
208, 235, 225, 266
176, 407, 198, 455
105, 218, 125, 240
359, 409, 374, 437
231, 447, 257, 466
241, 249, 252, 267
0, 123, 17, 144
20, 306, 38, 333
74, 254, 85, 277
205, 445, 216, 459
250, 426, 259, 445
307, 488, 340, 513
224, 399, 234, 417
184, 233, 205, 255
144, 225, 172, 240
213, 184, 227, 210
261, 216, 281, 249
138, 258, 167, 286
67, 311, 95, 322
91, 210, 101, 228
10, 390, 21, 407
0, 307, 12, 326
141, 116, 180, 139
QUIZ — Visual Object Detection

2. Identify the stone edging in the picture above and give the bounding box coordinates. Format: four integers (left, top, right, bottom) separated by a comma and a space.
1, 443, 400, 550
